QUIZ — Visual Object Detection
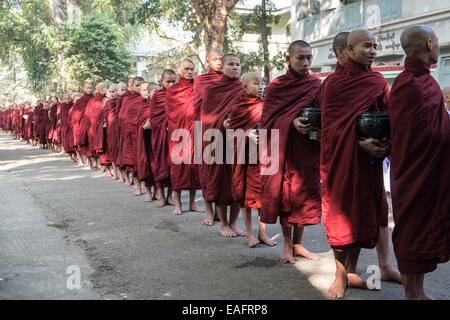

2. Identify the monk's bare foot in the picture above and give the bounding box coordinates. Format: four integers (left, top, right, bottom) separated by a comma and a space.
153, 193, 161, 201
144, 193, 153, 202
155, 199, 166, 208
230, 224, 246, 236
189, 204, 206, 213
327, 275, 347, 299
258, 234, 277, 246
278, 244, 295, 264
347, 273, 373, 290
293, 244, 320, 261
172, 207, 183, 215
133, 190, 142, 196
220, 225, 237, 238
201, 211, 214, 226
417, 290, 433, 300
247, 235, 260, 248
380, 265, 402, 283
167, 198, 176, 206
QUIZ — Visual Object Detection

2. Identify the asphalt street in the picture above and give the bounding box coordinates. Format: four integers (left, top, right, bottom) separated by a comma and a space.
0, 131, 448, 300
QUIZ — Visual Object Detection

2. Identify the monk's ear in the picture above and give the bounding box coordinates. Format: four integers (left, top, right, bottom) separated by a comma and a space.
426, 39, 433, 52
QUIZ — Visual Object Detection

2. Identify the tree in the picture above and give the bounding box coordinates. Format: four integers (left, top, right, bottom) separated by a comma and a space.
65, 14, 133, 88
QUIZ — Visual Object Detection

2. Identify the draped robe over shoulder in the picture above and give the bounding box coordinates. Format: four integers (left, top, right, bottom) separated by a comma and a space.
389, 57, 450, 274
117, 92, 140, 172
85, 92, 106, 154
260, 67, 322, 227
320, 57, 389, 248
165, 76, 200, 190
150, 88, 171, 187
201, 75, 245, 203
229, 93, 263, 209
71, 93, 94, 154
136, 96, 155, 184
60, 102, 75, 153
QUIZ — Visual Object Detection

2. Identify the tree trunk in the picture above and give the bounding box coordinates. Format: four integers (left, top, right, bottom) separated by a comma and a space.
191, 0, 240, 71
261, 0, 270, 80
48, 0, 67, 92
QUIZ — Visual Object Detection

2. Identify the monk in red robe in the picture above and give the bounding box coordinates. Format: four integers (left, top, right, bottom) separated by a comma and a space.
260, 41, 322, 264
389, 25, 449, 300
193, 48, 224, 225
166, 60, 205, 215
321, 29, 392, 299
33, 98, 49, 149
135, 82, 160, 201
329, 32, 401, 284
201, 54, 246, 237
150, 70, 177, 207
116, 78, 134, 184
60, 93, 76, 162
118, 77, 143, 188
71, 82, 94, 166
85, 83, 109, 171
229, 72, 276, 247
104, 84, 120, 179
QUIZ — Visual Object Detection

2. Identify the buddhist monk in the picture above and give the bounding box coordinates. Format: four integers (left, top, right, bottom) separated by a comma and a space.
260, 40, 322, 263
118, 77, 143, 188
72, 82, 94, 166
116, 78, 135, 183
193, 48, 224, 225
150, 70, 177, 207
389, 25, 449, 300
443, 87, 450, 115
165, 59, 204, 215
104, 84, 120, 179
60, 93, 77, 162
229, 72, 276, 247
34, 98, 49, 149
201, 54, 246, 237
85, 83, 109, 172
136, 82, 161, 201
329, 31, 401, 284
321, 28, 392, 299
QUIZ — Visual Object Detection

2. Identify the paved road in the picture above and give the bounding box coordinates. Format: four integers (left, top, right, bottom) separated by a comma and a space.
0, 131, 448, 300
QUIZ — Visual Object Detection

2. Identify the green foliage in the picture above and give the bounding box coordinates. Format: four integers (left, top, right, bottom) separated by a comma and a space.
65, 14, 133, 88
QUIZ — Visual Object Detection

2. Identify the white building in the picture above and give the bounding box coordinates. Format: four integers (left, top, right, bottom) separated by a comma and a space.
291, 0, 450, 87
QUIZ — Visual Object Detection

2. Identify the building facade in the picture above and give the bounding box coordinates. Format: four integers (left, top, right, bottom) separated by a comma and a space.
291, 0, 450, 87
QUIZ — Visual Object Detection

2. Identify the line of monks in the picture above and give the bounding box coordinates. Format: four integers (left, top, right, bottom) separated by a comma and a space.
0, 26, 448, 300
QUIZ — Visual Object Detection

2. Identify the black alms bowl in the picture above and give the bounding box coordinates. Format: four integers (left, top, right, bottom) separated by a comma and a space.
298, 108, 321, 129
357, 111, 391, 140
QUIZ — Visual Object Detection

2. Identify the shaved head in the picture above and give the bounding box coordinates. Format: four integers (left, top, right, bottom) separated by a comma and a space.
161, 69, 176, 80
241, 72, 260, 85
96, 82, 108, 91
348, 28, 375, 47
178, 59, 195, 80
347, 28, 377, 66
400, 25, 439, 64
333, 32, 350, 55
207, 48, 224, 72
222, 53, 240, 65
443, 87, 450, 96
288, 40, 311, 56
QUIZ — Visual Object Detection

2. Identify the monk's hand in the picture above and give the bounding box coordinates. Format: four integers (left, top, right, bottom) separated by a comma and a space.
292, 117, 312, 135
248, 129, 259, 145
143, 120, 151, 130
223, 119, 231, 130
358, 138, 389, 159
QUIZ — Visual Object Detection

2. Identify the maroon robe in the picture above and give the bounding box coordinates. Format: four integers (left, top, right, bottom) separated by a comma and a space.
85, 93, 106, 154
33, 104, 49, 144
60, 102, 75, 153
150, 88, 171, 187
104, 98, 119, 164
136, 96, 155, 184
117, 92, 140, 172
165, 76, 200, 190
229, 93, 263, 209
193, 68, 223, 195
320, 57, 389, 248
115, 89, 133, 168
71, 93, 94, 154
201, 75, 245, 203
389, 57, 450, 274
260, 67, 322, 227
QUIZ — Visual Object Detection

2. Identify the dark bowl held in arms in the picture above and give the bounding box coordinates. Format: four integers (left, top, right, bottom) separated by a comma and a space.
298, 108, 321, 129
357, 111, 391, 140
